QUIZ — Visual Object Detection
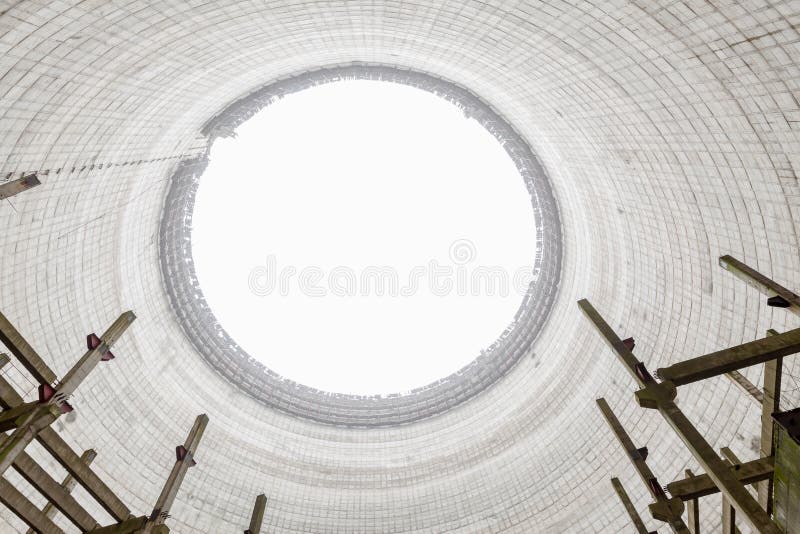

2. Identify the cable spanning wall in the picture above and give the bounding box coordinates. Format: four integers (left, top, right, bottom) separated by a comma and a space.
0, 1, 799, 532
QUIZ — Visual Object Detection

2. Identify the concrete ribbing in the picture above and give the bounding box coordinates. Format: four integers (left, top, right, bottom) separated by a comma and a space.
0, 2, 799, 532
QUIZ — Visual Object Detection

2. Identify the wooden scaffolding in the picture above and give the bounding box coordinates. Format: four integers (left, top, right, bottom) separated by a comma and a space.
582, 255, 799, 533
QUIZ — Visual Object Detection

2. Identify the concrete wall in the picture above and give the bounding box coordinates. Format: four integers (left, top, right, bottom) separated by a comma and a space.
1, 1, 799, 532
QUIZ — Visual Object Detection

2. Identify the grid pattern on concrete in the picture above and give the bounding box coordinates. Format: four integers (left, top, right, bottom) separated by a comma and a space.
0, 1, 799, 532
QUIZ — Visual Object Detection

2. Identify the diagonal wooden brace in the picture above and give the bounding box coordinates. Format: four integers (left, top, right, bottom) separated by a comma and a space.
142, 414, 209, 532
579, 299, 780, 534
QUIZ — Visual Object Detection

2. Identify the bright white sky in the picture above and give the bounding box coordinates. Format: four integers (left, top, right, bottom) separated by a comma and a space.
192, 80, 536, 395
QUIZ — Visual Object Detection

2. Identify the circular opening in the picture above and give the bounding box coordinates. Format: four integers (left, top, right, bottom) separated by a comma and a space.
161, 65, 562, 426
191, 80, 537, 395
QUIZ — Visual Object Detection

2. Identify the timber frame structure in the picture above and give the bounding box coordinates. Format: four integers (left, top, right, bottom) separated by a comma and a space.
580, 255, 798, 533
0, 309, 268, 533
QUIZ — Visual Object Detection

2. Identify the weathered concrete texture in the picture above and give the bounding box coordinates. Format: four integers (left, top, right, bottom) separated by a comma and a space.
1, 1, 800, 533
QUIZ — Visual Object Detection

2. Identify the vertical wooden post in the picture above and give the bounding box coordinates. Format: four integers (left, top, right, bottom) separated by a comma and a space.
684, 470, 700, 534
245, 494, 267, 534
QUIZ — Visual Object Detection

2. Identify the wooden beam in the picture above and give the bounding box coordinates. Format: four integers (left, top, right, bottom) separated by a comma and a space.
0, 311, 136, 476
596, 398, 689, 533
56, 311, 136, 399
0, 174, 41, 200
684, 470, 699, 534
579, 299, 780, 534
655, 327, 800, 386
86, 516, 148, 534
720, 449, 742, 534
0, 403, 60, 475
0, 375, 132, 522
13, 449, 99, 531
0, 401, 40, 432
0, 310, 57, 385
0, 476, 63, 534
759, 329, 782, 514
725, 370, 763, 404
611, 477, 651, 534
245, 494, 267, 534
143, 414, 209, 531
666, 457, 774, 500
720, 255, 800, 317
37, 428, 132, 523
26, 449, 97, 534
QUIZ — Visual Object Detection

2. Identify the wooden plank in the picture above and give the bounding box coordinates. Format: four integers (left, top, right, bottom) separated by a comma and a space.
85, 516, 148, 534
656, 327, 800, 386
36, 428, 132, 523
597, 398, 689, 533
26, 449, 97, 534
580, 299, 781, 534
13, 450, 99, 531
56, 311, 136, 399
245, 494, 267, 534
720, 255, 800, 317
611, 477, 650, 534
684, 470, 699, 534
0, 174, 40, 200
759, 329, 782, 514
0, 374, 132, 522
144, 414, 209, 531
0, 311, 136, 476
0, 310, 57, 385
666, 457, 774, 500
0, 400, 39, 432
725, 370, 764, 404
0, 405, 59, 475
721, 449, 742, 534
